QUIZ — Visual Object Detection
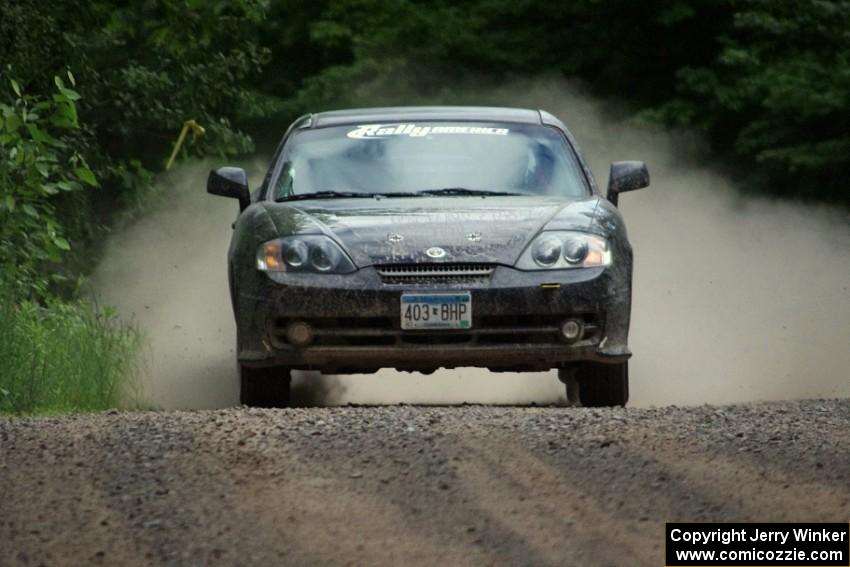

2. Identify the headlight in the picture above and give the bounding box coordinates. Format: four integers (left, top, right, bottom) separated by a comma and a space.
562, 237, 589, 264
283, 240, 308, 268
531, 235, 562, 267
309, 240, 341, 272
257, 235, 356, 274
516, 231, 611, 270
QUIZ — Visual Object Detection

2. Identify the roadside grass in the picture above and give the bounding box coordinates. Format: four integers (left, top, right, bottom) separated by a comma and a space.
0, 287, 142, 415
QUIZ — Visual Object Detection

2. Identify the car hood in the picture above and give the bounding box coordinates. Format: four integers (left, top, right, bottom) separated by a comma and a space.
261, 196, 601, 266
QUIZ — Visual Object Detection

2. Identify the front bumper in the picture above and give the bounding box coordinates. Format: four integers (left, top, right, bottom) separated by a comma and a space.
233, 264, 632, 373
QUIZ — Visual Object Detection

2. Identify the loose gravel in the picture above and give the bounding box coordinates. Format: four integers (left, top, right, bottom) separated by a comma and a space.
1, 399, 848, 566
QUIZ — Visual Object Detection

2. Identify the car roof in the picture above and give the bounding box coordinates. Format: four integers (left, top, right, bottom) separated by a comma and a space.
309, 106, 545, 128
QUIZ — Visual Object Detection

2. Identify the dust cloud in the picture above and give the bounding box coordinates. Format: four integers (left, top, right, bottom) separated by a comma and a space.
92, 160, 245, 409
92, 80, 850, 409
510, 82, 850, 406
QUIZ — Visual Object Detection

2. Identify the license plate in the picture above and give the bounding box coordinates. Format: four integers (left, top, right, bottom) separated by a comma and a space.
400, 292, 472, 330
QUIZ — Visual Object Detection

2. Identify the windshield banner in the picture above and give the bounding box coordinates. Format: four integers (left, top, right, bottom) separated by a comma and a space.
347, 123, 510, 139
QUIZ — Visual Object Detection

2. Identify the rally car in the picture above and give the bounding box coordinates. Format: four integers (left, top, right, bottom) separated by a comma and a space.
208, 106, 648, 407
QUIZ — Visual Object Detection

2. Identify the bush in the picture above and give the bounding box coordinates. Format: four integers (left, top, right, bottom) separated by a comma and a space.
647, 0, 850, 203
0, 285, 141, 414
1, 0, 272, 275
0, 77, 141, 414
0, 74, 96, 296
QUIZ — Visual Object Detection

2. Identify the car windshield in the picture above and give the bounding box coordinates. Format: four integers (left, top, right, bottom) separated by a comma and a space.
270, 121, 589, 200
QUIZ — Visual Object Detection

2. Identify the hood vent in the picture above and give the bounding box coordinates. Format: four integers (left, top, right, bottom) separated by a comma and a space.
376, 263, 495, 284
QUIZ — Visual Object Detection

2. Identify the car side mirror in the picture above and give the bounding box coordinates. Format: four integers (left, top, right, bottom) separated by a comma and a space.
607, 161, 649, 207
208, 167, 250, 211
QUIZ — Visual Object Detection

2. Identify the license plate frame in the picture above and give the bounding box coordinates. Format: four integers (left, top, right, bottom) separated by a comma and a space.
400, 292, 472, 330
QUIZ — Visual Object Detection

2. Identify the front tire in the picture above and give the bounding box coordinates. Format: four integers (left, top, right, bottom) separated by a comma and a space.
240, 365, 292, 407
561, 362, 629, 407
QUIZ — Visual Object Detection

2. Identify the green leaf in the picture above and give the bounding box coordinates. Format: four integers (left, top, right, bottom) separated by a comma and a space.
59, 87, 81, 101
53, 237, 71, 251
49, 114, 75, 129
52, 101, 78, 128
57, 180, 82, 192
35, 162, 50, 178
10, 79, 21, 97
5, 195, 15, 212
22, 204, 38, 218
26, 123, 50, 143
4, 113, 21, 133
74, 166, 98, 186
45, 244, 61, 262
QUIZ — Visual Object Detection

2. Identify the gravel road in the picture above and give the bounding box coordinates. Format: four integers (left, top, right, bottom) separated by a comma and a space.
1, 399, 848, 566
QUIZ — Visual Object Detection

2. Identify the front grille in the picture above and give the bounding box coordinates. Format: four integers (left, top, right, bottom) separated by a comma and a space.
268, 314, 601, 348
376, 263, 495, 285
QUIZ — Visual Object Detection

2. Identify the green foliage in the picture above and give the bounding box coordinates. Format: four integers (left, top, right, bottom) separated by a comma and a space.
0, 76, 140, 415
0, 75, 95, 295
1, 0, 272, 286
648, 0, 850, 202
274, 0, 730, 106
2, 0, 270, 161
0, 1, 271, 413
0, 282, 141, 414
257, 0, 849, 206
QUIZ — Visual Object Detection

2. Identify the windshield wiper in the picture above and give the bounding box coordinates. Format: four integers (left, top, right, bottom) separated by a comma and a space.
276, 190, 434, 202
415, 187, 523, 197
276, 191, 379, 202
276, 188, 522, 202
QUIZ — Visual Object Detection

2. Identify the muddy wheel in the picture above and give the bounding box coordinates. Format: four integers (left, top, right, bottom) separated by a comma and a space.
561, 362, 629, 407
240, 365, 292, 408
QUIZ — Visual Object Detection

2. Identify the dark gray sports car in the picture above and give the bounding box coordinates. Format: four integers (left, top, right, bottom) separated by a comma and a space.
208, 106, 648, 407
